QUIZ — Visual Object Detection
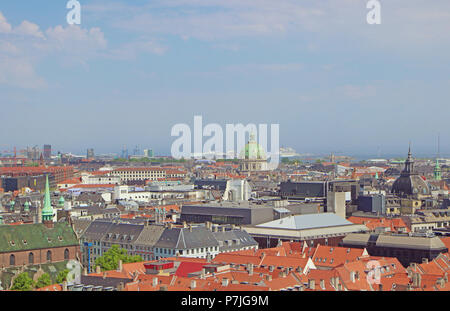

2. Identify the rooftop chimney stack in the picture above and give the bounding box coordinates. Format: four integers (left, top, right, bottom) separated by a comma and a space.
222, 278, 229, 287
118, 260, 123, 272
190, 280, 197, 289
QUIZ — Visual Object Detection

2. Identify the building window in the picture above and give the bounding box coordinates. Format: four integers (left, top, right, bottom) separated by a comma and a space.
64, 248, 70, 260
47, 250, 52, 262
10, 254, 15, 266
29, 252, 34, 264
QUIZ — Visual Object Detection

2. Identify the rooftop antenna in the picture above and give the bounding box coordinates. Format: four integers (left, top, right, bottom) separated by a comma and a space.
437, 133, 440, 159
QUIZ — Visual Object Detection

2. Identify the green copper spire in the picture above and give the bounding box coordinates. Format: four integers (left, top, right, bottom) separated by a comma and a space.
434, 159, 442, 181
42, 175, 54, 222
24, 201, 30, 212
375, 172, 379, 179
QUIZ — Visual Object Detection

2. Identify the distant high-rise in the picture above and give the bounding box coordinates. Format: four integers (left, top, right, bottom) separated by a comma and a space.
87, 148, 95, 159
144, 149, 154, 158
43, 144, 51, 159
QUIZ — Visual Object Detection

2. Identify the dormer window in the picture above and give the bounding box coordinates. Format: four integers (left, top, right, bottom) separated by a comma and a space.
23, 240, 27, 245
48, 238, 52, 243
10, 241, 15, 246
58, 236, 63, 241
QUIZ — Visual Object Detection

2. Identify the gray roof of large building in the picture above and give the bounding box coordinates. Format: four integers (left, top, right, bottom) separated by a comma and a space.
133, 225, 165, 246
255, 213, 353, 230
154, 227, 219, 250
101, 222, 144, 243
342, 233, 448, 251
212, 229, 258, 251
72, 219, 93, 237
376, 235, 447, 250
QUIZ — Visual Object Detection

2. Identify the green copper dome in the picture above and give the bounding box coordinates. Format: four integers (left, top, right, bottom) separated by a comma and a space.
58, 196, 65, 206
239, 133, 266, 160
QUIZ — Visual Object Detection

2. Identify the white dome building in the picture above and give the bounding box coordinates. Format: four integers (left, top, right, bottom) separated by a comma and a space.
238, 134, 268, 172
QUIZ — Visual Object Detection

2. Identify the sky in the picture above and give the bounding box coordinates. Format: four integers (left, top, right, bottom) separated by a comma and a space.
0, 0, 449, 158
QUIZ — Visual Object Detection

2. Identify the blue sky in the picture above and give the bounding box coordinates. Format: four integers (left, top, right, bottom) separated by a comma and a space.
0, 0, 449, 158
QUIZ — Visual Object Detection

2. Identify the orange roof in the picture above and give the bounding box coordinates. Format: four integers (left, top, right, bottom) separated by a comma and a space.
58, 177, 82, 185
35, 284, 63, 291
311, 245, 367, 268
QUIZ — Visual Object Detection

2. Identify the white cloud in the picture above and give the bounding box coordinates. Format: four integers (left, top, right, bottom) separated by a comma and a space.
45, 25, 107, 52
0, 12, 108, 89
107, 39, 167, 60
14, 20, 44, 38
0, 57, 47, 89
0, 11, 12, 33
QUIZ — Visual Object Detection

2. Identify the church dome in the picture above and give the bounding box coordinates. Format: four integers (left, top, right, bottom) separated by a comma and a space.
239, 134, 267, 160
391, 146, 430, 196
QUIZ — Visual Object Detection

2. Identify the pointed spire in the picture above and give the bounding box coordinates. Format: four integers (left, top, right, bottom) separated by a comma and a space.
434, 158, 442, 181
404, 143, 414, 174
42, 174, 54, 223
407, 141, 412, 160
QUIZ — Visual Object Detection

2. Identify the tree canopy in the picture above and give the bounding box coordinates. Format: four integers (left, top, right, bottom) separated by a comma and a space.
94, 245, 142, 271
35, 273, 52, 289
56, 269, 70, 284
11, 272, 35, 291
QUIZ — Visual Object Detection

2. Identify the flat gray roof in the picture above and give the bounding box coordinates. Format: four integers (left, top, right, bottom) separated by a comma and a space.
255, 213, 353, 230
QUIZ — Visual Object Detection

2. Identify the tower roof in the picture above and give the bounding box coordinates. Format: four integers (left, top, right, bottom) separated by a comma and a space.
391, 146, 430, 196
42, 175, 54, 219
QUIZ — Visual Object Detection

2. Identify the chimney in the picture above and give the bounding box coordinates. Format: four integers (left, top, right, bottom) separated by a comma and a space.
190, 280, 197, 289
83, 267, 88, 276
350, 271, 356, 283
202, 268, 207, 279
438, 278, 445, 289
222, 278, 229, 287
96, 265, 101, 274
117, 282, 125, 291
222, 226, 225, 232
152, 277, 158, 287
62, 281, 68, 291
189, 225, 192, 232
266, 274, 272, 281
412, 272, 422, 288
205, 221, 212, 230
118, 260, 123, 272
308, 279, 315, 290
183, 221, 188, 228
248, 263, 254, 276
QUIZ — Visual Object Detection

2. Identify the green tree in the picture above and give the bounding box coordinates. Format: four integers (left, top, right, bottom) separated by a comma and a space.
94, 245, 142, 271
56, 269, 69, 284
35, 273, 52, 289
11, 272, 35, 291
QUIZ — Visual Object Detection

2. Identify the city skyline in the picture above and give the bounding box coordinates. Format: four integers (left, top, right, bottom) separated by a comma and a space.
1, 1, 449, 156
